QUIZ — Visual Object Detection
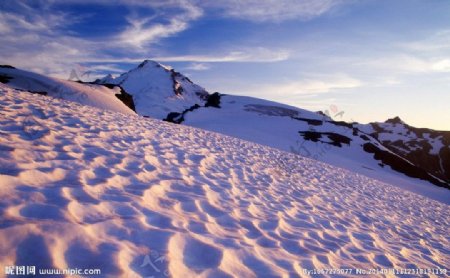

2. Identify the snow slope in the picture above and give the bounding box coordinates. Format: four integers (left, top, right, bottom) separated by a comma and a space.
0, 65, 134, 115
182, 94, 450, 202
0, 86, 448, 277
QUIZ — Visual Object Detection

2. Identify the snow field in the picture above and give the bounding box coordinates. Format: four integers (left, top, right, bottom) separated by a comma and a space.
0, 89, 448, 277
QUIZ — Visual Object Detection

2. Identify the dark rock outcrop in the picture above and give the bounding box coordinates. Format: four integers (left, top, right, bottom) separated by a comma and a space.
164, 104, 201, 124
0, 74, 12, 84
98, 83, 136, 112
368, 120, 450, 184
299, 131, 351, 147
164, 92, 221, 124
114, 90, 135, 112
329, 120, 354, 129
292, 117, 323, 126
363, 143, 449, 189
385, 116, 404, 125
205, 92, 221, 108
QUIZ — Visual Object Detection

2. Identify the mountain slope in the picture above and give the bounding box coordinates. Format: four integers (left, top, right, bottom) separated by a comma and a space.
180, 94, 450, 197
0, 65, 135, 115
359, 117, 450, 184
0, 86, 448, 277
95, 61, 450, 197
95, 60, 209, 119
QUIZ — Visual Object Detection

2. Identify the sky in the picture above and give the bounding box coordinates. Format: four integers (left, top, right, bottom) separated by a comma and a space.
1, 0, 449, 130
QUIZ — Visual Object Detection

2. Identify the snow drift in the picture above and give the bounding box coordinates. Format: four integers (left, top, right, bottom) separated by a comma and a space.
0, 86, 448, 277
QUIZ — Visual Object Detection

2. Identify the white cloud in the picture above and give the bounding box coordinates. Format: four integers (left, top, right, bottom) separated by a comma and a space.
0, 0, 345, 78
118, 17, 189, 48
0, 10, 69, 34
400, 30, 450, 52
202, 0, 352, 22
0, 0, 203, 77
431, 59, 450, 72
356, 55, 450, 74
152, 48, 290, 63
117, 0, 202, 48
185, 63, 210, 71
381, 30, 450, 74
266, 75, 363, 96
228, 74, 363, 103
59, 0, 350, 23
88, 64, 125, 73
23, 46, 289, 66
0, 2, 98, 77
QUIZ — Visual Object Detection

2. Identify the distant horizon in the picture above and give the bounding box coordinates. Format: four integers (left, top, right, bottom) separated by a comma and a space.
1, 0, 449, 130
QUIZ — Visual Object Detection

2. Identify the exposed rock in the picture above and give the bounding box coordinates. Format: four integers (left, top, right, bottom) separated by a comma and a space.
368, 119, 450, 184
329, 120, 354, 129
98, 83, 136, 112
299, 131, 322, 142
360, 134, 370, 141
114, 90, 135, 112
363, 143, 449, 189
164, 104, 201, 124
164, 112, 183, 124
299, 131, 352, 147
385, 116, 404, 125
0, 74, 13, 84
205, 92, 221, 108
292, 117, 323, 126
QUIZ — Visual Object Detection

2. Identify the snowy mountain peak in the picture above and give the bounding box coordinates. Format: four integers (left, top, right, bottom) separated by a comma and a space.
385, 116, 405, 125
95, 61, 210, 119
95, 73, 114, 84
137, 59, 172, 71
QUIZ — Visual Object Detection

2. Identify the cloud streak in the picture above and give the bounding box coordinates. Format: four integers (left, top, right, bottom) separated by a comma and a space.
117, 0, 203, 48
356, 55, 450, 74
262, 74, 363, 96
185, 63, 210, 71
152, 48, 290, 63
118, 17, 189, 48
224, 74, 363, 103
202, 0, 352, 22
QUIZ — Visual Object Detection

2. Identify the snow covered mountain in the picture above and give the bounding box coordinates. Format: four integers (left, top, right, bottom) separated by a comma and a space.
0, 65, 135, 115
185, 99, 450, 201
0, 86, 448, 277
359, 117, 450, 185
92, 60, 450, 196
95, 60, 211, 120
2, 61, 449, 201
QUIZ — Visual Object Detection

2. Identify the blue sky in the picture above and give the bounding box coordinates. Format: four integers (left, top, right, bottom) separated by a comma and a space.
1, 0, 450, 130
